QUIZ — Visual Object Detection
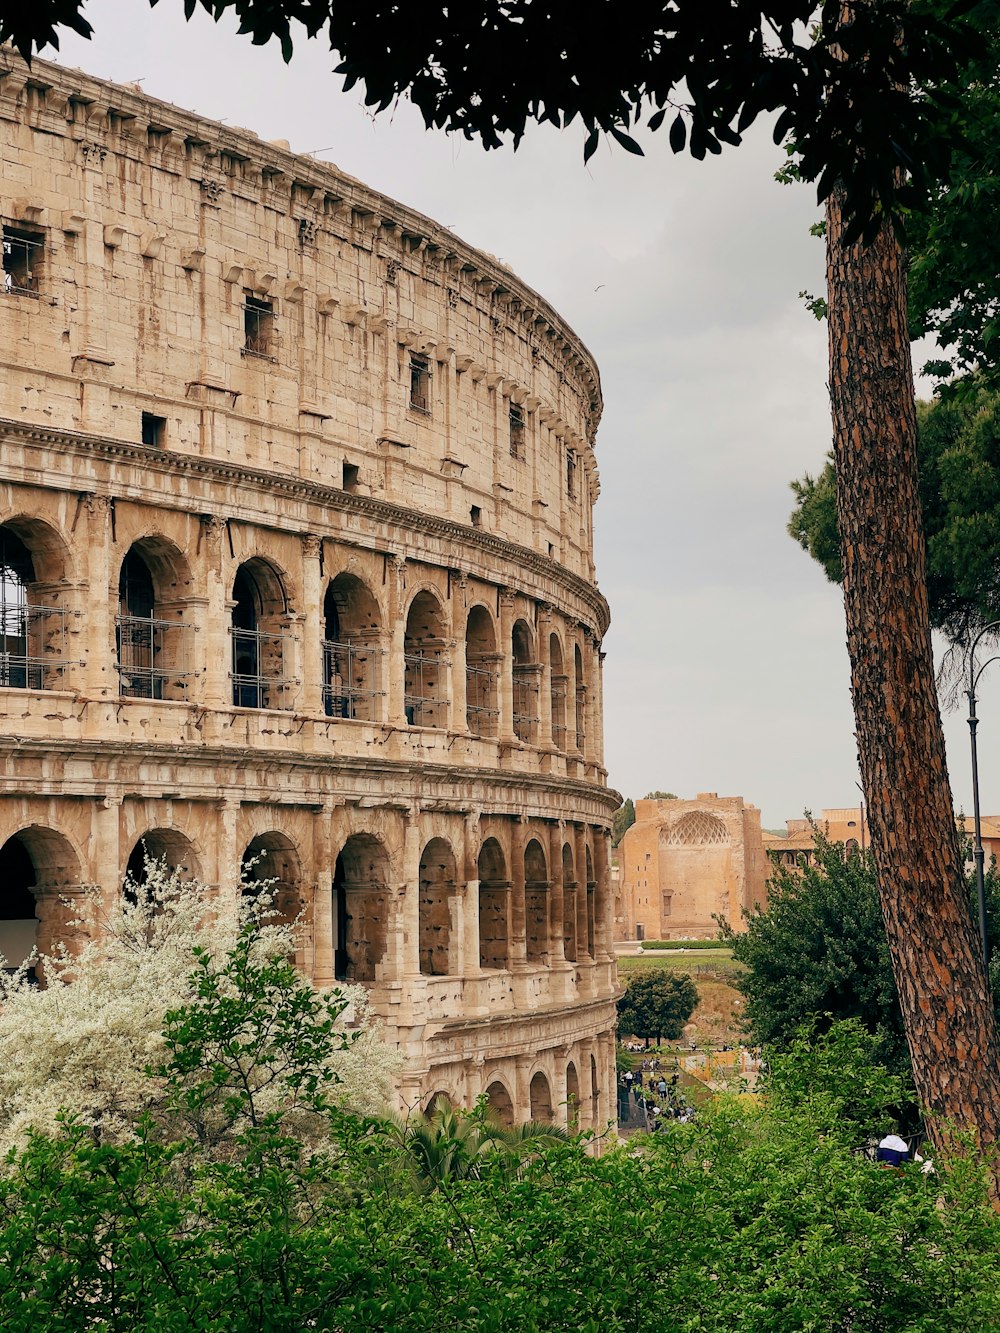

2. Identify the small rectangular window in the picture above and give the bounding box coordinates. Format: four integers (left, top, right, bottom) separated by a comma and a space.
566, 449, 577, 500
2, 226, 43, 297
470, 505, 482, 528
409, 354, 431, 414
342, 462, 360, 493
243, 293, 274, 358
141, 413, 166, 448
509, 403, 525, 460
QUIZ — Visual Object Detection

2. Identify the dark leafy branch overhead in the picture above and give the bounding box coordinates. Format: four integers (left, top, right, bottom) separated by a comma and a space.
1, 1, 985, 242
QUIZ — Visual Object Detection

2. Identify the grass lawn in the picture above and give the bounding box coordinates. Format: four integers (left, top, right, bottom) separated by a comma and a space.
617, 948, 742, 978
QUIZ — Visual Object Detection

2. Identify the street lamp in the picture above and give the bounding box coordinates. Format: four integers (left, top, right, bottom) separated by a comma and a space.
965, 619, 1000, 971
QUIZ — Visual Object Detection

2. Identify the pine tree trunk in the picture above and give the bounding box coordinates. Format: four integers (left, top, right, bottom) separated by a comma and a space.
826, 187, 1000, 1167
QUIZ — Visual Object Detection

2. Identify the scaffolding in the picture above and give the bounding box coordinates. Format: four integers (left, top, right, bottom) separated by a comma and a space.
0, 603, 74, 689
322, 638, 384, 720
231, 626, 286, 709
551, 674, 568, 749
116, 614, 196, 700
513, 668, 540, 743
2, 228, 41, 297
466, 662, 499, 736
404, 650, 445, 727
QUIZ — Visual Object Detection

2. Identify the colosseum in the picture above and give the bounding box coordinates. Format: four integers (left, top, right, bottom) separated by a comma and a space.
0, 52, 619, 1128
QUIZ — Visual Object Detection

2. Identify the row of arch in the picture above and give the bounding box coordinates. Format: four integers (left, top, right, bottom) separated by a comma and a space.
432, 1058, 598, 1129
0, 518, 594, 751
0, 821, 603, 981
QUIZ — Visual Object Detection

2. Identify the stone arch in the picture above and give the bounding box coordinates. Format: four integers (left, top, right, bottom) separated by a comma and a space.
562, 841, 577, 962
529, 1069, 553, 1122
322, 571, 383, 720
115, 535, 194, 701
478, 836, 509, 969
0, 826, 82, 974
573, 641, 586, 752
512, 617, 539, 744
0, 518, 72, 690
419, 836, 456, 976
590, 1053, 600, 1124
524, 837, 549, 964
549, 631, 567, 750
845, 838, 860, 857
465, 604, 499, 737
241, 830, 302, 928
585, 843, 596, 959
423, 1089, 453, 1116
665, 812, 730, 846
566, 1060, 580, 1129
485, 1078, 514, 1128
333, 831, 389, 983
124, 828, 202, 891
404, 588, 447, 729
231, 557, 289, 709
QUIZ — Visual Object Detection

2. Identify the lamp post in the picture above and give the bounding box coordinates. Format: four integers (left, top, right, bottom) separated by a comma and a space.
965, 620, 1000, 972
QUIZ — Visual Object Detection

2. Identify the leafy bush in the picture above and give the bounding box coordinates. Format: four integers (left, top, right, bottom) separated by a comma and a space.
640, 939, 725, 951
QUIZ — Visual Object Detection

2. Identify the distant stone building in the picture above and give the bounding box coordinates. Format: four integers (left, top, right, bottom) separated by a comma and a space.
0, 54, 619, 1129
762, 806, 870, 869
615, 795, 769, 941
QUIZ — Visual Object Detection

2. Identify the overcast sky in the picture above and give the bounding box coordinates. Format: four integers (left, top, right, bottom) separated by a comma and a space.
46, 1, 1000, 828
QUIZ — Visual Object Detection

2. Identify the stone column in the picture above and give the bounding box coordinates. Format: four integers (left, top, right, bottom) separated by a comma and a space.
401, 805, 422, 977
215, 797, 240, 906
595, 642, 607, 768
514, 1057, 531, 1124
312, 801, 335, 986
537, 604, 553, 747
200, 516, 230, 709
574, 823, 590, 959
579, 1041, 596, 1131
552, 1058, 568, 1129
300, 535, 324, 715
462, 809, 481, 975
547, 820, 566, 965
82, 495, 114, 699
498, 588, 515, 742
450, 633, 466, 733
93, 794, 122, 904
278, 611, 305, 713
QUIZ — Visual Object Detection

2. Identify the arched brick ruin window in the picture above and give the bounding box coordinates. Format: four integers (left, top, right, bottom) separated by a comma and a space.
116, 538, 194, 701
231, 559, 288, 710
241, 832, 302, 931
123, 829, 201, 895
566, 1060, 580, 1129
465, 605, 499, 737
419, 837, 456, 976
322, 572, 383, 721
478, 836, 510, 970
585, 844, 596, 959
562, 841, 577, 963
404, 590, 447, 729
333, 832, 389, 983
549, 633, 567, 750
0, 520, 71, 690
486, 1079, 514, 1128
529, 1070, 553, 1122
0, 826, 81, 981
524, 837, 549, 964
574, 642, 586, 752
512, 618, 539, 744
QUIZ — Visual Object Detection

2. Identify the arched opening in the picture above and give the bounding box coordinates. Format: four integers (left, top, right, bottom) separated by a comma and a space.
423, 1090, 452, 1116
562, 842, 577, 962
486, 1079, 514, 1128
478, 837, 509, 969
524, 838, 549, 964
512, 618, 539, 745
231, 560, 288, 710
0, 826, 81, 976
585, 844, 596, 959
124, 829, 201, 894
322, 573, 384, 721
529, 1070, 553, 1122
590, 1053, 599, 1124
845, 838, 860, 858
404, 590, 447, 728
549, 633, 567, 750
116, 540, 194, 701
574, 643, 587, 752
333, 832, 389, 983
419, 837, 456, 976
0, 521, 70, 690
566, 1061, 580, 1129
465, 605, 499, 737
241, 832, 301, 928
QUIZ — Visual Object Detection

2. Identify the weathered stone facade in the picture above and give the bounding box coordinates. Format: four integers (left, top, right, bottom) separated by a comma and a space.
0, 54, 619, 1129
616, 795, 769, 940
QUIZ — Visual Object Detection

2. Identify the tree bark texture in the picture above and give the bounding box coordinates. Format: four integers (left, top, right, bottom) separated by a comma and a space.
827, 186, 1000, 1163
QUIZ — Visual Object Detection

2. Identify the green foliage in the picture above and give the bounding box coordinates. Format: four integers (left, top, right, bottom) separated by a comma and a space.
789, 386, 1000, 645
643, 789, 678, 800
617, 969, 698, 1045
640, 938, 723, 951
611, 797, 635, 847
